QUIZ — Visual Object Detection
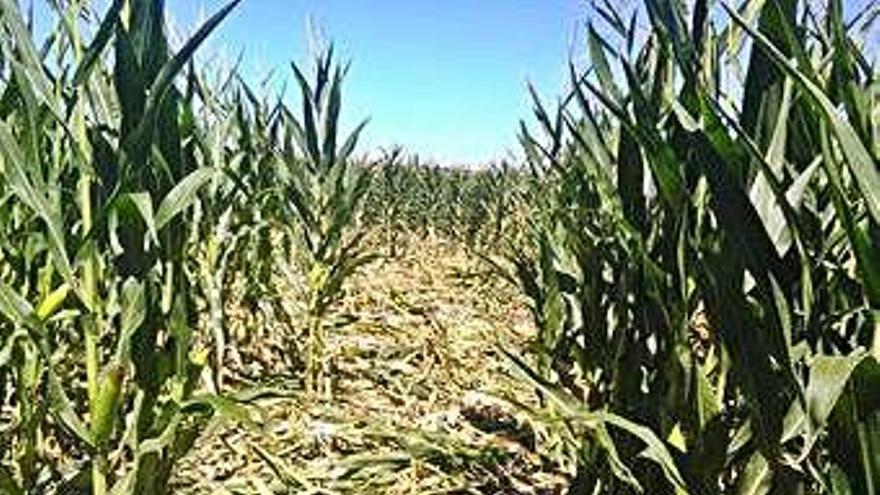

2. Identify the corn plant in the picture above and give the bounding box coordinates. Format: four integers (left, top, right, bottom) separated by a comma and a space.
507, 0, 880, 492
456, 161, 524, 248
0, 1, 248, 493
186, 69, 291, 390
368, 146, 407, 256
273, 48, 374, 399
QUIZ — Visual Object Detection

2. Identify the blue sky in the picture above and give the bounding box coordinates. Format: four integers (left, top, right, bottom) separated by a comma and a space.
29, 0, 877, 165
173, 0, 584, 165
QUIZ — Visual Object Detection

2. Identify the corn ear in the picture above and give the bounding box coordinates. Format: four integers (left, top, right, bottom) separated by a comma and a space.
36, 284, 71, 322
91, 361, 126, 447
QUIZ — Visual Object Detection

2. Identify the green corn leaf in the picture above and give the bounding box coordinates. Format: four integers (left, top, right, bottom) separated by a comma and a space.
0, 0, 56, 113
818, 121, 880, 306
564, 115, 623, 220
768, 274, 792, 350
802, 350, 871, 455
594, 421, 643, 491
725, 0, 768, 57
644, 0, 696, 80
581, 72, 687, 209
587, 23, 623, 104
698, 94, 792, 287
605, 413, 690, 492
45, 352, 93, 449
527, 83, 563, 157
502, 347, 689, 493
338, 119, 369, 164
125, 0, 241, 154
0, 328, 27, 369
815, 356, 880, 495
116, 278, 146, 360
291, 61, 321, 164
113, 22, 145, 139
829, 464, 854, 495
155, 168, 217, 230
0, 121, 74, 288
322, 66, 343, 167
122, 192, 158, 246
724, 1, 880, 227
0, 282, 37, 329
135, 412, 184, 458
0, 464, 22, 495
736, 452, 772, 495
72, 0, 125, 86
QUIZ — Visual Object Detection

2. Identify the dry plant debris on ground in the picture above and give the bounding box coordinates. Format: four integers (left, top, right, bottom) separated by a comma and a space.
173, 238, 567, 494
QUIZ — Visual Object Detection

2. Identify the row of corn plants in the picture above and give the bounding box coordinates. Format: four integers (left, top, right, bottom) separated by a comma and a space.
0, 0, 376, 492
0, 0, 257, 492
503, 0, 879, 492
364, 155, 532, 252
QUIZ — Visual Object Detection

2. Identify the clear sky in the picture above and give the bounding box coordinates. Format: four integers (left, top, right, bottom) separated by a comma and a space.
170, 0, 584, 166
29, 1, 877, 165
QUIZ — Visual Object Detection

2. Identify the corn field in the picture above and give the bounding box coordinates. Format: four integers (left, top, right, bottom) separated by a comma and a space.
364, 154, 530, 252
0, 0, 878, 494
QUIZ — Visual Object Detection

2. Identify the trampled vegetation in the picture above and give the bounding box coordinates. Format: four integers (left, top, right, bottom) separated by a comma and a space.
0, 0, 878, 494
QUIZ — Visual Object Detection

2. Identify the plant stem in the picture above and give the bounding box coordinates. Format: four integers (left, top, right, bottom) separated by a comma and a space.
872, 311, 880, 362
79, 167, 105, 495
306, 311, 319, 396
91, 454, 107, 495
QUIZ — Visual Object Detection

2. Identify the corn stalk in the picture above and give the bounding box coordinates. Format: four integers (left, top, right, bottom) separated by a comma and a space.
273, 49, 374, 399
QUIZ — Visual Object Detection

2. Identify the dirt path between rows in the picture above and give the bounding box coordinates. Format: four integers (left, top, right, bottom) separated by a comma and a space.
175, 239, 566, 494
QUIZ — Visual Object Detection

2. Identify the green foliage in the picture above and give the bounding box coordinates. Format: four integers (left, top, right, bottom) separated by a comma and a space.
273, 48, 374, 398
0, 0, 877, 493
0, 1, 249, 493
364, 155, 531, 251
507, 0, 880, 492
